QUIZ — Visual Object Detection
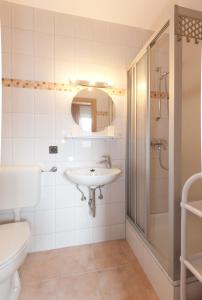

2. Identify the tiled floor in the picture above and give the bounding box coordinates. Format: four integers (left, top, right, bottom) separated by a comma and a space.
19, 240, 159, 300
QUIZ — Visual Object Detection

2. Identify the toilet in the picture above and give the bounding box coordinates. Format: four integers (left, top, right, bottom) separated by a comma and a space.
0, 166, 40, 300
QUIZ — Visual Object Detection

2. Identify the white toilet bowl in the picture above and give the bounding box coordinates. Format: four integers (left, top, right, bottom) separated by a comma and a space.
0, 221, 30, 300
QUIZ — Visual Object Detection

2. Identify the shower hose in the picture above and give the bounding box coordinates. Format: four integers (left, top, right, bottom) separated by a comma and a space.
157, 145, 168, 171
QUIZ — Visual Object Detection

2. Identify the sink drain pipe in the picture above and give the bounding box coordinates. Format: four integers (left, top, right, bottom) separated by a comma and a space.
88, 188, 96, 217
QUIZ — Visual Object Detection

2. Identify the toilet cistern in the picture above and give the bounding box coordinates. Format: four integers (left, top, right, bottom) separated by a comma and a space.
0, 166, 40, 300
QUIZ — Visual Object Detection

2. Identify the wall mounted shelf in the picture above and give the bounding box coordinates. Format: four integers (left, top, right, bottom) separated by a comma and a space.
65, 135, 121, 140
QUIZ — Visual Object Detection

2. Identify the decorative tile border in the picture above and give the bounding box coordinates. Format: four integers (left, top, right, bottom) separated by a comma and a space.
2, 78, 126, 96
150, 91, 169, 100
97, 111, 108, 116
2, 78, 168, 99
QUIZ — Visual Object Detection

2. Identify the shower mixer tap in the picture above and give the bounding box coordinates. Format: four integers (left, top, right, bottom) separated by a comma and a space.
150, 139, 167, 150
151, 139, 168, 171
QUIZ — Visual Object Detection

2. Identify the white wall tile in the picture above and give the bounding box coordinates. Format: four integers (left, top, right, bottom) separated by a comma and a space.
96, 185, 110, 206
21, 211, 35, 228
12, 113, 35, 138
56, 140, 74, 162
109, 23, 130, 46
55, 91, 70, 115
109, 178, 125, 203
92, 20, 111, 44
0, 0, 152, 251
110, 224, 125, 240
34, 139, 56, 163
91, 204, 111, 228
126, 46, 139, 66
13, 138, 35, 164
35, 32, 54, 58
35, 115, 55, 138
2, 113, 12, 138
55, 207, 76, 232
112, 159, 125, 180
35, 57, 54, 82
91, 140, 109, 161
0, 1, 11, 27
108, 139, 125, 160
110, 202, 125, 225
12, 53, 34, 80
10, 87, 35, 113
35, 90, 55, 114
33, 234, 55, 251
55, 13, 77, 37
55, 36, 75, 60
1, 138, 13, 164
36, 186, 55, 211
11, 3, 34, 30
27, 235, 35, 252
54, 58, 76, 83
75, 39, 94, 65
76, 228, 93, 245
55, 161, 78, 186
2, 87, 11, 113
2, 27, 11, 53
12, 29, 34, 55
55, 115, 73, 138
55, 230, 77, 248
34, 210, 55, 235
34, 9, 54, 34
41, 164, 56, 186
75, 206, 93, 229
75, 16, 94, 40
92, 226, 111, 243
55, 185, 80, 208
74, 140, 93, 161
74, 140, 108, 162
2, 53, 11, 78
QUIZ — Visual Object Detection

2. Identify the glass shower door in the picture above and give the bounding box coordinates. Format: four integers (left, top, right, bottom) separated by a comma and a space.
127, 50, 148, 235
148, 27, 170, 270
127, 25, 170, 272
136, 52, 148, 233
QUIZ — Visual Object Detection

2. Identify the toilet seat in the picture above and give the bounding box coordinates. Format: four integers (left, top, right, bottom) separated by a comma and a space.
0, 222, 30, 269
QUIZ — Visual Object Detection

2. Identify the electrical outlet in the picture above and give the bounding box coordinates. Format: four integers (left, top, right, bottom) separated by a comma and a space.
49, 145, 58, 154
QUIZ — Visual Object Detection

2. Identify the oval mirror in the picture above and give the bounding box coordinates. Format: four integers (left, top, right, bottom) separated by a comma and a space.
71, 88, 115, 132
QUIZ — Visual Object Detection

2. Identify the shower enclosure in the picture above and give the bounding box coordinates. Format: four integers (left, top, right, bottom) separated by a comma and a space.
127, 5, 202, 298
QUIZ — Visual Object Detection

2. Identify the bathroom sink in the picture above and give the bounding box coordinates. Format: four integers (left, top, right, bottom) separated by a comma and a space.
64, 167, 121, 188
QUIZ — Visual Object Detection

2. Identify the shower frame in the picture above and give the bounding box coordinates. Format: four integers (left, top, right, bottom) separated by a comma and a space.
126, 5, 202, 284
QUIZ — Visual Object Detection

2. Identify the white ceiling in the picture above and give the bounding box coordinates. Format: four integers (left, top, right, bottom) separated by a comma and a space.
7, 0, 202, 30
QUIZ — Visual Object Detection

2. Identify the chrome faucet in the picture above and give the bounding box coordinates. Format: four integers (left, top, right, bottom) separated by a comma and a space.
99, 155, 112, 169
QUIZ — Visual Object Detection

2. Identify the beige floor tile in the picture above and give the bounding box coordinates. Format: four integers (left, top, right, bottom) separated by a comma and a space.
119, 240, 139, 262
98, 267, 131, 300
20, 250, 62, 285
56, 272, 102, 300
19, 279, 57, 300
92, 240, 129, 269
19, 240, 159, 300
97, 265, 159, 300
93, 240, 125, 258
57, 244, 97, 277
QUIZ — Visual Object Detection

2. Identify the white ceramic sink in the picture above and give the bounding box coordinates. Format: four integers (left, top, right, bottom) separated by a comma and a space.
65, 167, 121, 188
